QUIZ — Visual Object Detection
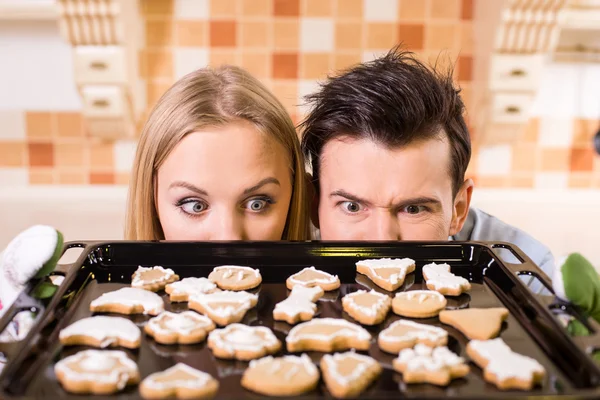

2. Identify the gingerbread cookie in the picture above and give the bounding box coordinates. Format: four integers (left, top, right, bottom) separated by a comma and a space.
422, 263, 471, 296
132, 266, 179, 292
145, 311, 215, 345
140, 363, 219, 399
378, 319, 448, 354
90, 287, 164, 315
55, 350, 140, 394
241, 354, 319, 396
286, 267, 340, 291
188, 290, 258, 326
342, 289, 391, 325
392, 290, 447, 318
393, 344, 469, 386
59, 316, 141, 349
208, 266, 261, 291
286, 318, 371, 352
467, 338, 545, 390
273, 285, 324, 324
165, 277, 218, 302
356, 258, 416, 291
321, 352, 382, 398
439, 307, 508, 340
207, 323, 281, 361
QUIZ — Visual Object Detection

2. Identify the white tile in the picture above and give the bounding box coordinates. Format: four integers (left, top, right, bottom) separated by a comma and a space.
0, 168, 28, 186
579, 64, 600, 119
538, 117, 573, 148
175, 0, 209, 19
530, 63, 578, 118
361, 50, 388, 63
0, 110, 26, 139
114, 140, 138, 173
174, 48, 209, 80
477, 145, 512, 176
300, 18, 334, 52
363, 0, 398, 22
297, 80, 321, 116
534, 172, 568, 189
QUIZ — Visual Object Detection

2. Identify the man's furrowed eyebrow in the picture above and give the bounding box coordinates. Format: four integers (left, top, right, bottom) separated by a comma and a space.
393, 197, 442, 210
329, 189, 371, 205
243, 177, 280, 195
169, 181, 208, 196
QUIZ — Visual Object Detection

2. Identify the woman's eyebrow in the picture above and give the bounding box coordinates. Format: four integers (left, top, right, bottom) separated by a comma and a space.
169, 181, 208, 196
243, 177, 280, 194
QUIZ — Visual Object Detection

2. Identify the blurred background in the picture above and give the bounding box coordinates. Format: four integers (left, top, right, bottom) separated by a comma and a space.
0, 0, 599, 264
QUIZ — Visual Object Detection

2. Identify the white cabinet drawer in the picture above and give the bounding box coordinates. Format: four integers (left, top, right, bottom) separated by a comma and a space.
490, 54, 544, 92
490, 93, 534, 124
81, 85, 129, 118
74, 46, 127, 84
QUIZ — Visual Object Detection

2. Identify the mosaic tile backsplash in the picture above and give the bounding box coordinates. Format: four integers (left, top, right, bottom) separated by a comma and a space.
0, 0, 598, 188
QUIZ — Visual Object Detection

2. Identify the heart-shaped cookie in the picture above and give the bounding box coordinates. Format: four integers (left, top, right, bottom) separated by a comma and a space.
188, 290, 258, 326
55, 350, 140, 394
286, 267, 340, 291
241, 354, 319, 397
392, 290, 447, 318
286, 317, 371, 352
145, 311, 216, 345
208, 323, 281, 361
59, 316, 141, 349
378, 319, 448, 354
342, 289, 391, 325
356, 258, 416, 291
208, 266, 262, 291
321, 352, 382, 398
140, 363, 219, 399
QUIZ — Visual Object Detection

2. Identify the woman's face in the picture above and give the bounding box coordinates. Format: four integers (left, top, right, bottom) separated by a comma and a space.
156, 121, 293, 240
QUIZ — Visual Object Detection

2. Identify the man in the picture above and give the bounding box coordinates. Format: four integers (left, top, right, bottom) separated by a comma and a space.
300, 48, 554, 277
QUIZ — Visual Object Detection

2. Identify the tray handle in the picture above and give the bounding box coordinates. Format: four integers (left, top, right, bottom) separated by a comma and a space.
488, 241, 600, 355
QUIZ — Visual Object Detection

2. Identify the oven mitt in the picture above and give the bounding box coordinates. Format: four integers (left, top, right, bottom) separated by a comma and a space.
552, 253, 600, 341
0, 225, 63, 319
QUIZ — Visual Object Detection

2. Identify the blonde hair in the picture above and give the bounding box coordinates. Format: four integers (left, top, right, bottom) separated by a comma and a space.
125, 65, 310, 240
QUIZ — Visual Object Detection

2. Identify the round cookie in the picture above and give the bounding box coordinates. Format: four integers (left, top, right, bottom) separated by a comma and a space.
392, 290, 447, 318
241, 354, 319, 396
55, 350, 140, 395
140, 363, 219, 399
145, 311, 216, 345
132, 266, 179, 292
207, 323, 281, 360
208, 266, 261, 291
342, 289, 391, 325
59, 316, 141, 349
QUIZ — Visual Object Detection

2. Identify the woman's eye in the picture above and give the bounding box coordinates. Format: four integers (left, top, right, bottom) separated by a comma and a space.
180, 200, 208, 214
246, 199, 268, 212
341, 201, 362, 213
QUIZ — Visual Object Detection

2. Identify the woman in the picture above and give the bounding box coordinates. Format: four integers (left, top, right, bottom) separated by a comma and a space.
125, 65, 310, 240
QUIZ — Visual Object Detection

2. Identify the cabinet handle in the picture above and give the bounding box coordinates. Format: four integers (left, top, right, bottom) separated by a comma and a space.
90, 61, 107, 70
92, 99, 110, 108
505, 106, 521, 114
510, 69, 526, 77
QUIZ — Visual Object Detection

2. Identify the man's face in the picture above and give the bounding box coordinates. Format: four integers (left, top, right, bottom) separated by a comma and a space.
316, 135, 471, 240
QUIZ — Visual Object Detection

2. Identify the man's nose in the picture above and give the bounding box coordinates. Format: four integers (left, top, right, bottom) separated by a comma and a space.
370, 212, 401, 241
211, 211, 245, 240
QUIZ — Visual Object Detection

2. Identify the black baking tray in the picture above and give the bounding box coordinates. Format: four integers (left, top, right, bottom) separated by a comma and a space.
1, 240, 600, 399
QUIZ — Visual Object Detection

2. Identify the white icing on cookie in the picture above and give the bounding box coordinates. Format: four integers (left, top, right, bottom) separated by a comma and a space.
356, 258, 415, 284
147, 311, 213, 335
401, 290, 446, 303
422, 263, 469, 290
55, 350, 138, 389
190, 291, 257, 318
208, 324, 279, 355
379, 320, 447, 343
288, 267, 338, 286
398, 344, 464, 371
59, 316, 140, 347
469, 338, 545, 380
286, 318, 371, 344
322, 352, 378, 386
131, 266, 176, 288
143, 363, 212, 390
342, 289, 389, 317
274, 286, 323, 318
213, 266, 260, 280
248, 354, 318, 381
167, 278, 217, 297
90, 287, 164, 314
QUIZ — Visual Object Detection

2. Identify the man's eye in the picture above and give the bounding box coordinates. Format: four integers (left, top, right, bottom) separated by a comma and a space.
180, 200, 208, 214
404, 205, 425, 215
341, 201, 362, 213
245, 199, 269, 212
